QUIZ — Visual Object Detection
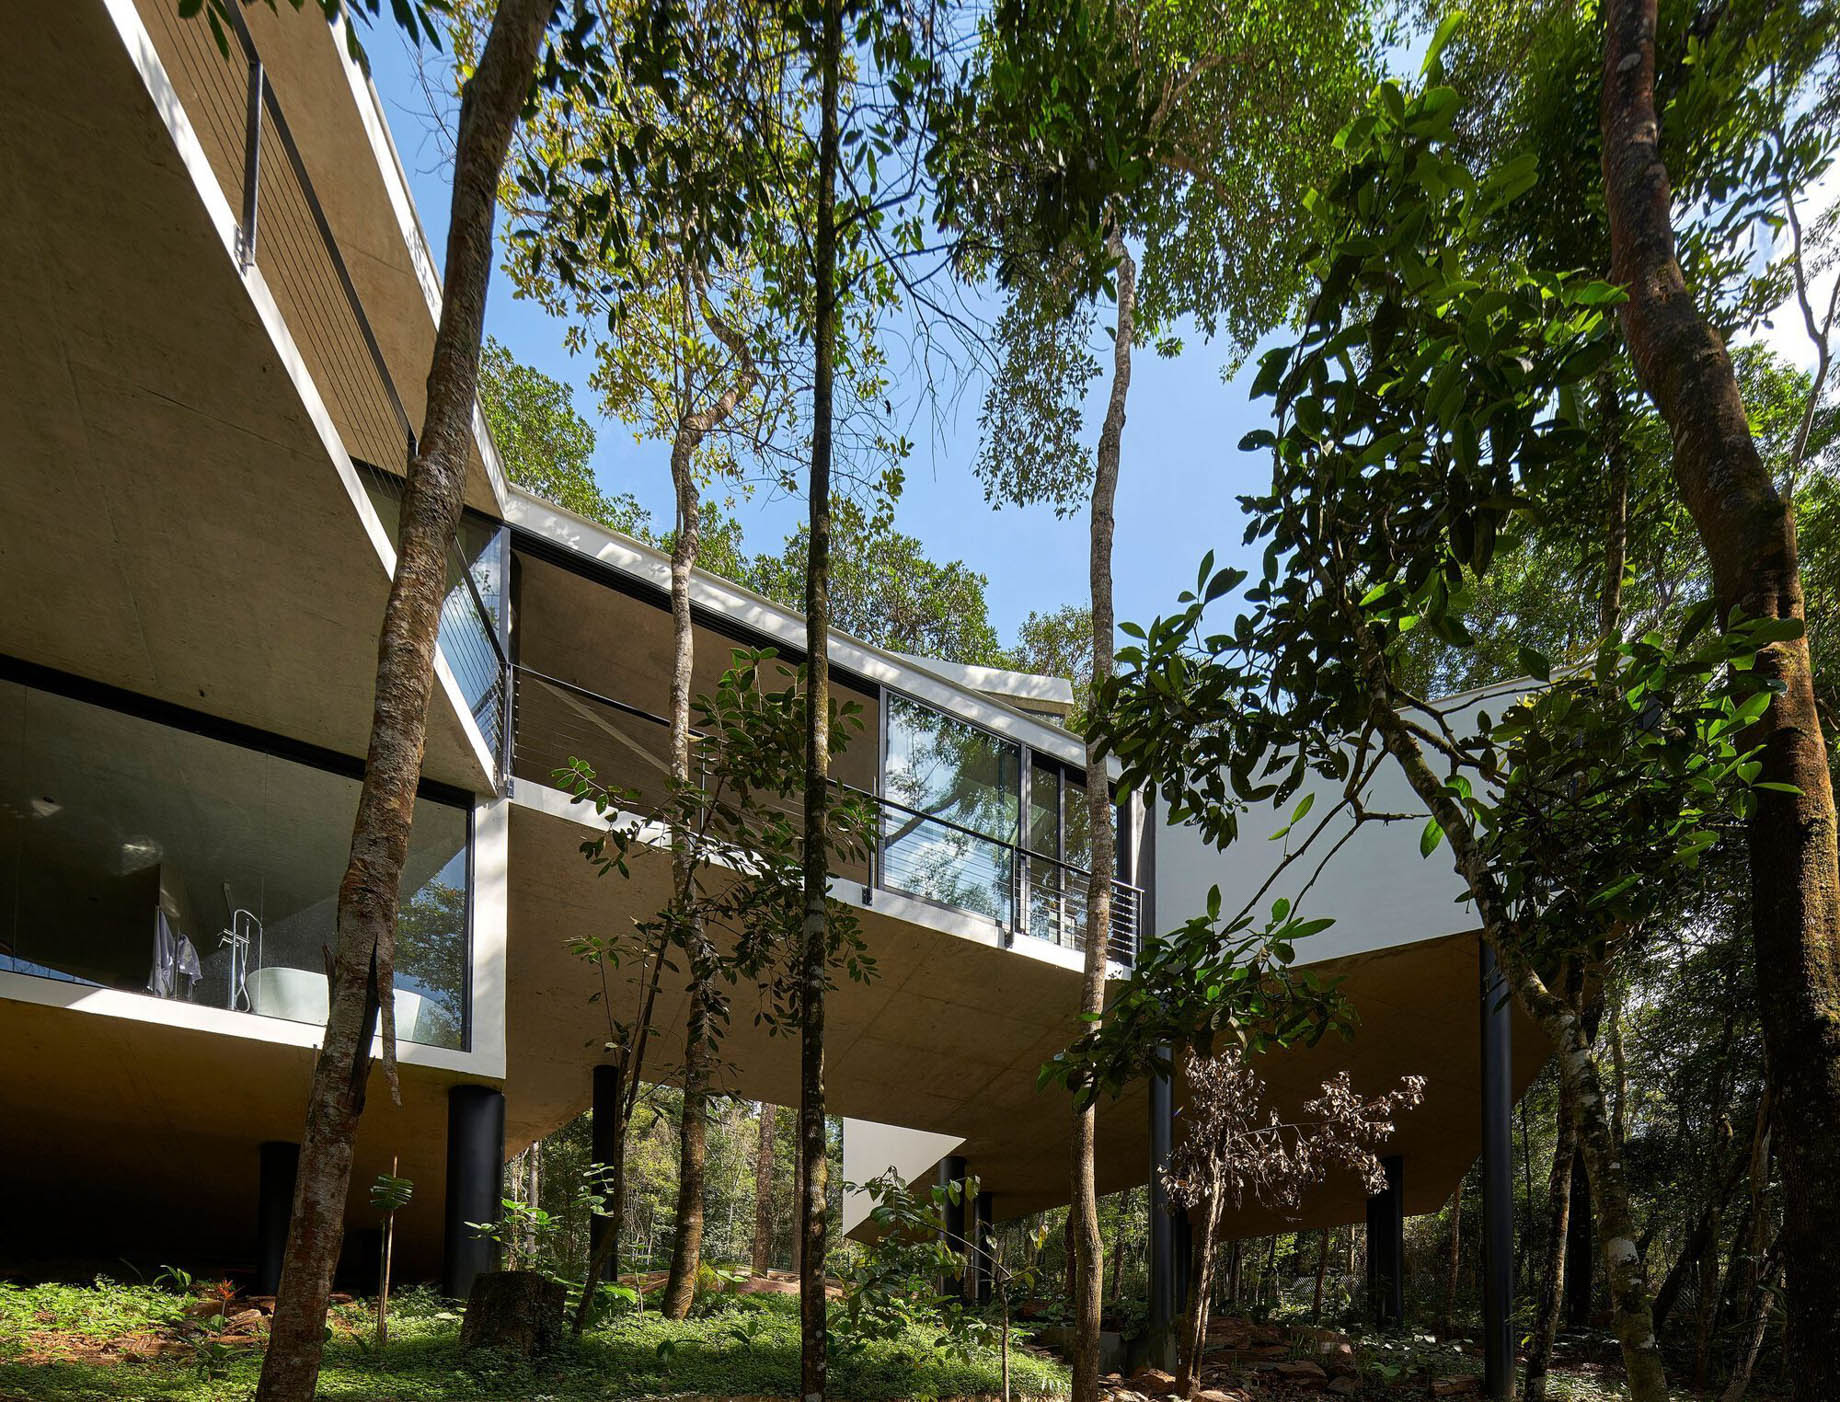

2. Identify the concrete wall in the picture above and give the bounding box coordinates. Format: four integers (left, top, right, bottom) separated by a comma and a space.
1154, 684, 1531, 966
841, 1117, 965, 1236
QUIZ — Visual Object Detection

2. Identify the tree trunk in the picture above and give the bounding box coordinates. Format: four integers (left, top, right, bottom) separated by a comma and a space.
661, 431, 708, 1322
791, 1132, 806, 1276
575, 1065, 631, 1336
1526, 1078, 1579, 1401
1071, 230, 1133, 1402
1346, 624, 1670, 1402
251, 5, 554, 1400
1177, 1186, 1223, 1398
753, 1103, 777, 1274
461, 1270, 567, 1357
527, 1140, 541, 1269
1720, 1239, 1784, 1402
798, 1, 841, 1391
1443, 1183, 1463, 1334
1110, 1187, 1129, 1305
1314, 1227, 1331, 1324
1603, 5, 1840, 1393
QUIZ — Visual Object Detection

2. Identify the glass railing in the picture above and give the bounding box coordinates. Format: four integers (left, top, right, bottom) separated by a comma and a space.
509, 666, 1141, 965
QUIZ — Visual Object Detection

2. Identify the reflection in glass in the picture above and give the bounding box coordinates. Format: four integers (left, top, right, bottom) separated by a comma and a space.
0, 680, 470, 1049
882, 696, 1020, 920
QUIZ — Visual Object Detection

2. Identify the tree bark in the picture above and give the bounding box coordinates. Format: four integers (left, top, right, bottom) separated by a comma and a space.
661, 426, 709, 1322
1071, 231, 1133, 1402
753, 1103, 777, 1274
1443, 1184, 1463, 1334
1342, 608, 1669, 1402
799, 1, 842, 1391
1110, 1187, 1129, 1305
1602, 5, 1840, 1392
252, 5, 554, 1400
1526, 1068, 1580, 1401
1176, 1184, 1224, 1397
1314, 1226, 1332, 1324
1720, 1238, 1784, 1402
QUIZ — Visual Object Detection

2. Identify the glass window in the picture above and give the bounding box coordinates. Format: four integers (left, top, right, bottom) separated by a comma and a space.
881, 696, 1019, 921
361, 471, 509, 761
0, 679, 470, 1050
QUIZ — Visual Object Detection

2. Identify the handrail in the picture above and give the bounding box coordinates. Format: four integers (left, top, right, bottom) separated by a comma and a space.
182, 6, 512, 788
509, 664, 1142, 964
217, 3, 416, 463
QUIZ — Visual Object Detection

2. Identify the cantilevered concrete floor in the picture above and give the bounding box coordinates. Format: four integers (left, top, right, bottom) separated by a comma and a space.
0, 0, 490, 793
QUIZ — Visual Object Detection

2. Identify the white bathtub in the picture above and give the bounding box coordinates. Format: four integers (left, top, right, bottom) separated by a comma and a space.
245, 965, 429, 1043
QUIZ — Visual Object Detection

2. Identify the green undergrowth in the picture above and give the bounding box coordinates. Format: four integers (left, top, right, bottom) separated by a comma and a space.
0, 1280, 1070, 1402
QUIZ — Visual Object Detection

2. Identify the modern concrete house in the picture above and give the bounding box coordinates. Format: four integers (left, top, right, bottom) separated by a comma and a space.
0, 0, 1536, 1380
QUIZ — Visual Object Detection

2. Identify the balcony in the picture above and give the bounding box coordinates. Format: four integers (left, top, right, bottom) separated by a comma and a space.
509, 664, 1141, 966
134, 0, 510, 788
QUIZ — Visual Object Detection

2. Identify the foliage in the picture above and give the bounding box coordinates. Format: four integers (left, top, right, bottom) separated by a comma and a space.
1044, 889, 1350, 1105
960, 0, 1382, 513
1164, 1052, 1424, 1219
476, 337, 650, 535
834, 1170, 980, 1353
557, 647, 881, 1043
0, 1281, 1069, 1402
743, 501, 1009, 666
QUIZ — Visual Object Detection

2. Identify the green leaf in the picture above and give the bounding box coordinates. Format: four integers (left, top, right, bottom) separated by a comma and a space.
1517, 645, 1552, 683
1421, 11, 1465, 76
1420, 817, 1444, 857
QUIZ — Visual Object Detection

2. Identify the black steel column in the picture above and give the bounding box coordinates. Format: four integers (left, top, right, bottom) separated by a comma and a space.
590, 1064, 619, 1262
1147, 1054, 1179, 1364
1481, 940, 1514, 1400
443, 1084, 505, 1300
973, 1190, 995, 1305
253, 1141, 298, 1297
1364, 1155, 1404, 1327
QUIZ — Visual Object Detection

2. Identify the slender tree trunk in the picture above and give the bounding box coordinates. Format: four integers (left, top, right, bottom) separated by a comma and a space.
1314, 1227, 1331, 1325
575, 1064, 632, 1335
754, 1103, 777, 1275
798, 2, 842, 1390
1071, 230, 1134, 1402
252, 6, 553, 1399
1603, 6, 1840, 1392
1344, 611, 1670, 1402
1177, 1185, 1223, 1398
1527, 1075, 1580, 1401
1720, 1240, 1784, 1402
791, 1133, 806, 1276
1443, 1183, 1463, 1333
661, 433, 709, 1321
527, 1141, 541, 1269
1110, 1188, 1129, 1304
1730, 1092, 1775, 1328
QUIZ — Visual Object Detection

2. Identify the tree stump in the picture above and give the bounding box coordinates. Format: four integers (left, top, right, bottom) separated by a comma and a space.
459, 1270, 566, 1357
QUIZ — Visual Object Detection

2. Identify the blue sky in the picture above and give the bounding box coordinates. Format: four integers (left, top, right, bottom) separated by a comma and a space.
363, 31, 1279, 650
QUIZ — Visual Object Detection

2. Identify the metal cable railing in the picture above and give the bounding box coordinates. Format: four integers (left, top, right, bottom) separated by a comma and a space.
508, 665, 1142, 965
145, 5, 510, 790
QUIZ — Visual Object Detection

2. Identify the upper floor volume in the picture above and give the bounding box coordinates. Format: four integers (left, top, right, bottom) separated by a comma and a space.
0, 0, 1141, 1057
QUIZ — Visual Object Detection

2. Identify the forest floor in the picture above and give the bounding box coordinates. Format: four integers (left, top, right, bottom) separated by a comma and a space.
0, 1278, 1063, 1402
1098, 1314, 1785, 1402
0, 1283, 1779, 1402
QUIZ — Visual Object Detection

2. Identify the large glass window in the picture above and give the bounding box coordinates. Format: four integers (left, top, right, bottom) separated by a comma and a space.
881, 696, 1020, 921
0, 679, 470, 1049
1024, 761, 1091, 948
361, 471, 510, 767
